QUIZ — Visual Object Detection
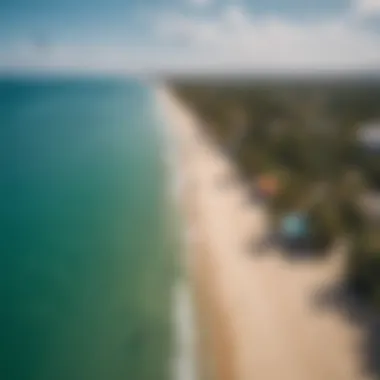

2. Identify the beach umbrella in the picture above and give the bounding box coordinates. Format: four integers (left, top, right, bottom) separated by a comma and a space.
258, 175, 280, 198
280, 212, 309, 240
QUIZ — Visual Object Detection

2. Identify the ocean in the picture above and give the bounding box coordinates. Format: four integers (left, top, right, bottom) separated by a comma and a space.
0, 76, 188, 380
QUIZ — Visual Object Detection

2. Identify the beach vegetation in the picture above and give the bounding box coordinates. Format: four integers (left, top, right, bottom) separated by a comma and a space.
172, 78, 380, 306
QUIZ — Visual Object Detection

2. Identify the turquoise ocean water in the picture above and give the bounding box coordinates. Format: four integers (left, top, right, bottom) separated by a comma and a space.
0, 77, 180, 380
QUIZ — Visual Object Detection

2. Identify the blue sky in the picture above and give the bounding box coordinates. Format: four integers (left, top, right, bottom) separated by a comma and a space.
1, 0, 380, 73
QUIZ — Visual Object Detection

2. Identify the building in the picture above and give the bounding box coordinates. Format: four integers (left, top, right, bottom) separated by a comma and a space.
357, 121, 380, 151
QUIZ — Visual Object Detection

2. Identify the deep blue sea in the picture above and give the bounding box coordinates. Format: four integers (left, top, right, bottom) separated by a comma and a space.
0, 77, 179, 380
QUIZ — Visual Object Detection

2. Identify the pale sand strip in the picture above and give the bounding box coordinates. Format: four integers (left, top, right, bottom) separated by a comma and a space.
157, 85, 373, 380
158, 86, 237, 380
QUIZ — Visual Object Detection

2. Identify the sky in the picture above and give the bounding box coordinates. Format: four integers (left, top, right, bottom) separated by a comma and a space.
0, 0, 380, 73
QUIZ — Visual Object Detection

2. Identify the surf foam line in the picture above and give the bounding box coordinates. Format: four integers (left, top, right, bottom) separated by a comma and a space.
152, 85, 198, 380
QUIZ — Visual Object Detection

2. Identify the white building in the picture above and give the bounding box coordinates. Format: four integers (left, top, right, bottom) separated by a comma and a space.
357, 121, 380, 150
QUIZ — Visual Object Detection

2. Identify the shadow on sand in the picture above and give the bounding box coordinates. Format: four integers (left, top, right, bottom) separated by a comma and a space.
251, 233, 380, 378
312, 279, 380, 379
247, 219, 380, 378
249, 232, 330, 262
212, 149, 380, 379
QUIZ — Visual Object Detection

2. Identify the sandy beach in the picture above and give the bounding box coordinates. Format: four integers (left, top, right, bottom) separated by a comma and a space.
157, 85, 375, 380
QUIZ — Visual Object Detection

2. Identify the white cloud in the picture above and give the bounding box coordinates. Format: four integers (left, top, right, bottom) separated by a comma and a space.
2, 3, 380, 74
152, 5, 380, 73
351, 0, 380, 18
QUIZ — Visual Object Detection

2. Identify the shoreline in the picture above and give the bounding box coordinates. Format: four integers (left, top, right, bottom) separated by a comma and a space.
154, 91, 198, 380
156, 85, 237, 380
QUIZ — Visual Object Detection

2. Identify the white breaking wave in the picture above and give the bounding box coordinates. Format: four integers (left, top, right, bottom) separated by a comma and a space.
152, 86, 198, 380
172, 280, 197, 380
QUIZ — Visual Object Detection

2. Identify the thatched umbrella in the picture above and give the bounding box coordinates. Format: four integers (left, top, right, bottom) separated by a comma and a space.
256, 174, 281, 200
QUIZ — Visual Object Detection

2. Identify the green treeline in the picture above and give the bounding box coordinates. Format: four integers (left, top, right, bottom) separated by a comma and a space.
171, 78, 380, 305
